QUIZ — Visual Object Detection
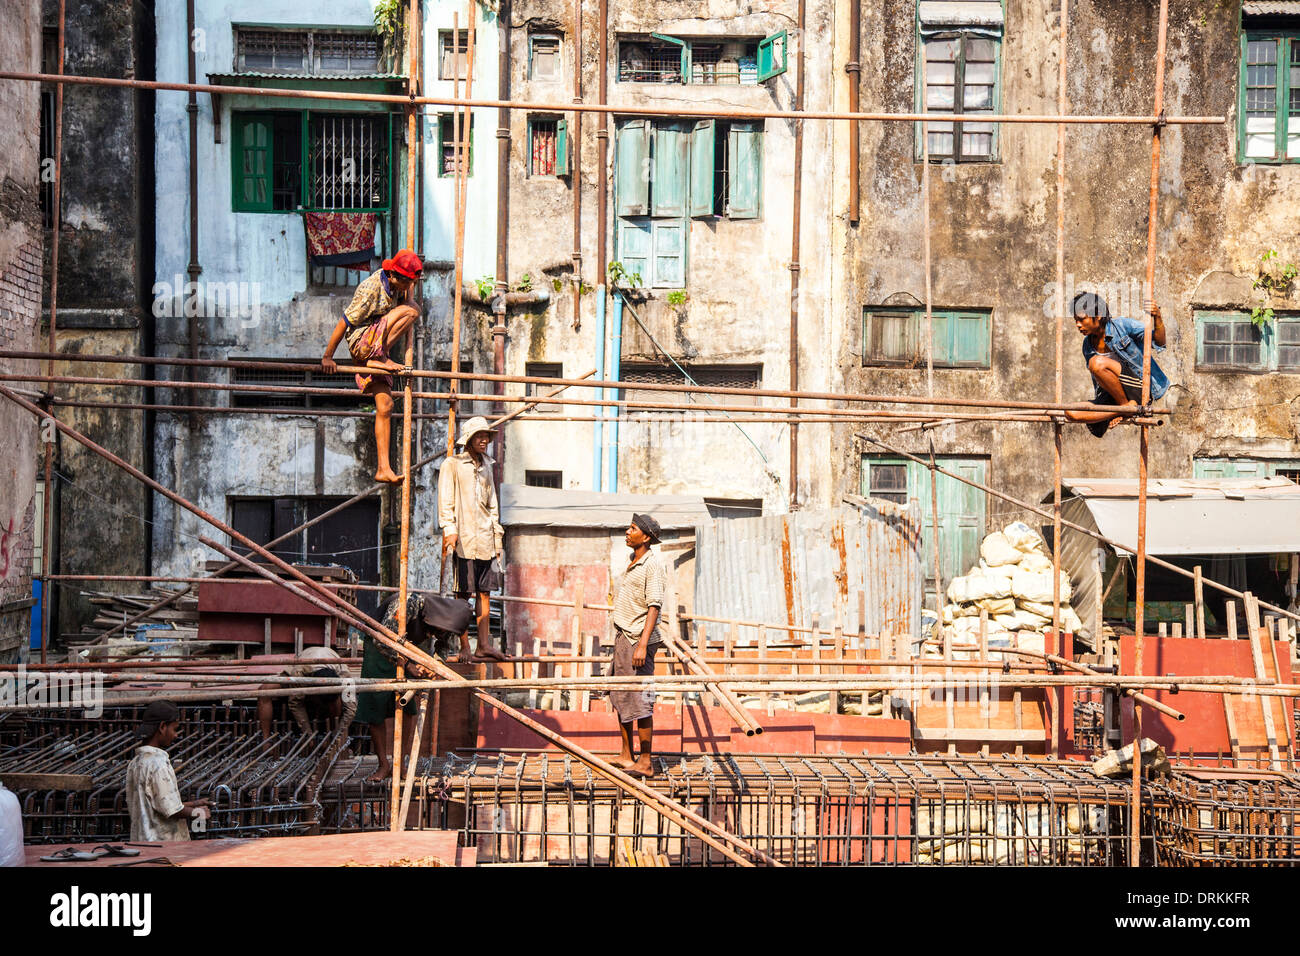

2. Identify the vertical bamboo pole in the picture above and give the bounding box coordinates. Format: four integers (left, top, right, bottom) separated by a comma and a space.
928, 440, 944, 649
390, 0, 423, 832
40, 0, 67, 666
1132, 0, 1171, 867
569, 581, 584, 710
1050, 0, 1069, 763
1194, 565, 1205, 637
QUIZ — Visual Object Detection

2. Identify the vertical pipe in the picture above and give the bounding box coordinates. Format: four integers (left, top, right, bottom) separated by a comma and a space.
921, 116, 933, 400
185, 0, 201, 429
1131, 0, 1170, 868
846, 0, 861, 226
928, 441, 943, 642
593, 287, 606, 490
40, 0, 67, 665
448, 11, 463, 455
606, 293, 623, 493
391, 0, 423, 833
571, 0, 583, 327
493, 0, 511, 488
1051, 1, 1069, 700
596, 0, 609, 281
787, 0, 806, 512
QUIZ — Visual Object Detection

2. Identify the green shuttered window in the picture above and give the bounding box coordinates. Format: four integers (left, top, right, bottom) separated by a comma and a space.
1238, 31, 1300, 164
1196, 311, 1300, 372
232, 114, 273, 212
862, 308, 991, 368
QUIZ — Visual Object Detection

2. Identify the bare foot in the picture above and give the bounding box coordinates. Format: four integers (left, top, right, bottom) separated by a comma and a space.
371, 358, 404, 373
471, 646, 511, 663
366, 761, 392, 783
625, 759, 657, 779
374, 467, 403, 484
610, 756, 635, 770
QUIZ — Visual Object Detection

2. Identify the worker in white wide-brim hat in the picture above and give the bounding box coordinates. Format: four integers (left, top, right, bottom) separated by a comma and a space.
437, 416, 510, 663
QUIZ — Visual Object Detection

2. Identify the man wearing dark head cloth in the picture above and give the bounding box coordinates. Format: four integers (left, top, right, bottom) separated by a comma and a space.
124, 700, 210, 841
608, 514, 666, 778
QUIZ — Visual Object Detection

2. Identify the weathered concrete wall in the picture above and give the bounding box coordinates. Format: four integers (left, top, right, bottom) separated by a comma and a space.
498, 0, 836, 513
830, 0, 1300, 528
43, 0, 151, 637
153, 0, 447, 591
0, 0, 43, 661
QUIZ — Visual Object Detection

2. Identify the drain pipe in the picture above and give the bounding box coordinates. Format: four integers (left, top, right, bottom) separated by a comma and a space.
185, 0, 202, 429
787, 0, 806, 511
593, 288, 606, 490
605, 292, 623, 493
493, 0, 511, 488
847, 0, 861, 226
570, 0, 583, 328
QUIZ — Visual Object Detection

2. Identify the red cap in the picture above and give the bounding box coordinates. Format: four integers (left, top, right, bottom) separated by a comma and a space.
382, 249, 423, 280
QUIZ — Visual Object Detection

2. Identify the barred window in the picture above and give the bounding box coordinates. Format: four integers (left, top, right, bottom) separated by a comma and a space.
234, 27, 382, 76
525, 470, 563, 489
620, 364, 762, 414
524, 362, 563, 397
308, 113, 390, 210
229, 360, 356, 409
1196, 311, 1300, 372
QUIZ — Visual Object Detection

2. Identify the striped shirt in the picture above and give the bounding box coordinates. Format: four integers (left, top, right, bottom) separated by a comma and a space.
611, 549, 666, 645
343, 270, 397, 349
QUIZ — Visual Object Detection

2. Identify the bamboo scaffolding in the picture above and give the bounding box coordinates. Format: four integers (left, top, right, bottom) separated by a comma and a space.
0, 70, 1227, 126
0, 353, 1173, 416
0, 386, 779, 865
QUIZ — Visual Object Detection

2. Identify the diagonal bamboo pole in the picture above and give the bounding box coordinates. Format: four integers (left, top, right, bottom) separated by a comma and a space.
0, 383, 777, 866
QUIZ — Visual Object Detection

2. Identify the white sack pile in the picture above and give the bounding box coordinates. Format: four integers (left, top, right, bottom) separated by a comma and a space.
939, 521, 1082, 654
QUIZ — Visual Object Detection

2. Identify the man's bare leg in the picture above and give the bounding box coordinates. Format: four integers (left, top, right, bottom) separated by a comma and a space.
368, 719, 391, 781
1064, 354, 1137, 429
614, 719, 636, 769
627, 717, 655, 778
371, 388, 401, 483
257, 692, 274, 740
471, 590, 508, 661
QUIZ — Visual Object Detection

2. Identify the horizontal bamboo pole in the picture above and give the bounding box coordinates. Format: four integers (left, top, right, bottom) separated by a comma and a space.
0, 352, 1170, 416
0, 71, 1226, 125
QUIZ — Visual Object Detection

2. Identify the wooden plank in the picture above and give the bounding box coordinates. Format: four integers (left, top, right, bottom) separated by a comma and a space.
1244, 593, 1281, 769
979, 610, 990, 758
1222, 695, 1242, 761
570, 581, 584, 710
1226, 600, 1238, 641
1184, 604, 1194, 639
914, 728, 1045, 743
1193, 565, 1205, 638
1266, 631, 1291, 758
0, 772, 93, 791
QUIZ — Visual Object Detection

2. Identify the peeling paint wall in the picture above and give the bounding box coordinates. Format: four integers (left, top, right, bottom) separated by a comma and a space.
830, 0, 1300, 534
153, 0, 445, 593
43, 0, 152, 637
0, 0, 42, 662
497, 0, 836, 515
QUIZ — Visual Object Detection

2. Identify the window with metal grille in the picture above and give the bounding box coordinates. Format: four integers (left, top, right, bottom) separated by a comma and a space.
308, 113, 390, 210
919, 33, 999, 162
236, 28, 310, 73
617, 36, 765, 85
39, 30, 57, 228
525, 470, 563, 489
620, 364, 761, 414
862, 308, 991, 368
229, 360, 357, 409
232, 110, 391, 213
1197, 311, 1300, 371
1239, 31, 1300, 163
440, 30, 470, 80
528, 117, 566, 176
438, 114, 474, 177
234, 27, 381, 76
310, 260, 376, 291
525, 362, 563, 397
529, 34, 562, 80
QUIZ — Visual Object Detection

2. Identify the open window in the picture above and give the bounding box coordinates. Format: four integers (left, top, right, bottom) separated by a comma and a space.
528, 116, 569, 176
617, 34, 775, 85
757, 31, 787, 81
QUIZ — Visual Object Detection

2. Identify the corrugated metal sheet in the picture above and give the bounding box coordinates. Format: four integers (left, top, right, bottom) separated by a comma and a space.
1059, 497, 1105, 646
501, 484, 712, 531
693, 500, 923, 645
1243, 1, 1300, 16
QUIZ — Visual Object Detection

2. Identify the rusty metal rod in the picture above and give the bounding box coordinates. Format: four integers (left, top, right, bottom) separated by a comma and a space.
0, 70, 1227, 125
1132, 0, 1172, 868
856, 433, 1300, 625
0, 352, 1173, 415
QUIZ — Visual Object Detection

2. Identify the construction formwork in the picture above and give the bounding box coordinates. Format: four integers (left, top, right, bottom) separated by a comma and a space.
5, 0, 1300, 870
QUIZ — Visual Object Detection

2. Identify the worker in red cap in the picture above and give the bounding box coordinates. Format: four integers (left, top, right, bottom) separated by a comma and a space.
321, 249, 424, 483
